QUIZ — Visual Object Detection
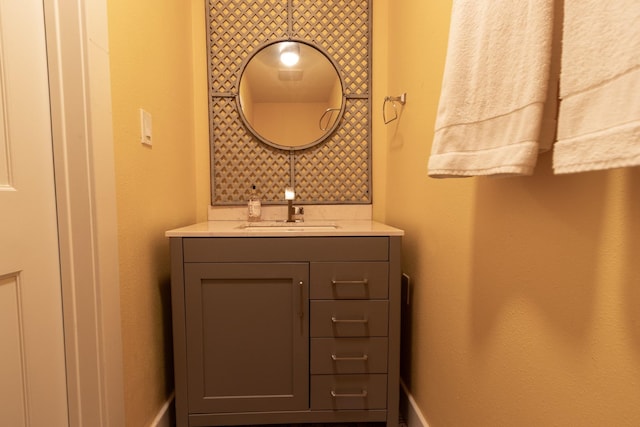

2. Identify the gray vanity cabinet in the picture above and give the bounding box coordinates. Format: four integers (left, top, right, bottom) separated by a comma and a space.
170, 235, 401, 427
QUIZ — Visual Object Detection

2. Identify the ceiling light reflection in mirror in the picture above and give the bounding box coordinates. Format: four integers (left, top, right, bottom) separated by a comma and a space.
279, 42, 300, 66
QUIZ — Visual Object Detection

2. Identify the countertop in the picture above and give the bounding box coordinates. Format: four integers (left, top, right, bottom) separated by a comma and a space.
165, 220, 404, 237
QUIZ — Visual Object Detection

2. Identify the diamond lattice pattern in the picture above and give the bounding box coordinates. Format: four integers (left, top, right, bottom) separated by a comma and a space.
209, 0, 371, 205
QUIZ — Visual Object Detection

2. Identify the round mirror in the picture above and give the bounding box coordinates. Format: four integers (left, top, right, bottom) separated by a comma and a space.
237, 41, 344, 150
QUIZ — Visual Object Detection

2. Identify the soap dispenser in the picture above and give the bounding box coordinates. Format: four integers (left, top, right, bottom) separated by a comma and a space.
247, 185, 261, 222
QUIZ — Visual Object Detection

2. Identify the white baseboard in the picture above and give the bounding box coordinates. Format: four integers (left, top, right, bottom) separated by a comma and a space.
149, 392, 175, 427
153, 386, 420, 427
400, 380, 430, 427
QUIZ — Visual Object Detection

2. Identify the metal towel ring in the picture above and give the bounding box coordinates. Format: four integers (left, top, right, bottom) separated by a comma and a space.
383, 93, 407, 124
319, 108, 341, 131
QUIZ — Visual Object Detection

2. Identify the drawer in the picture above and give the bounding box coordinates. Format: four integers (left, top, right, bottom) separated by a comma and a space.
310, 262, 388, 300
182, 237, 389, 263
311, 374, 387, 410
311, 338, 388, 374
310, 300, 388, 337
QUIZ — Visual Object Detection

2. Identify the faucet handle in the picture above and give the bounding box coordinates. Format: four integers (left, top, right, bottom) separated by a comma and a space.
292, 206, 304, 222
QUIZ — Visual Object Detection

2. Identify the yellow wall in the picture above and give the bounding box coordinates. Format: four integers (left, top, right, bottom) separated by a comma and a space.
371, 0, 390, 220
252, 102, 329, 147
107, 0, 198, 425
193, 3, 211, 220
105, 0, 640, 425
381, 1, 640, 426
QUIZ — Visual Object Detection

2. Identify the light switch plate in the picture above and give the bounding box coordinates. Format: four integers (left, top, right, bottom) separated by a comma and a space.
140, 108, 152, 146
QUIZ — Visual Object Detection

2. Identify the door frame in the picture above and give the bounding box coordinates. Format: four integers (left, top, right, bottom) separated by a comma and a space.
43, 0, 125, 426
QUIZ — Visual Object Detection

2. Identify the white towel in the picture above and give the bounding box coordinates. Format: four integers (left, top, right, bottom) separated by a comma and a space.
554, 0, 640, 174
428, 0, 556, 177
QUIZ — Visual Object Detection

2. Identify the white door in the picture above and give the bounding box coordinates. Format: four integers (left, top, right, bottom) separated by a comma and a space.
0, 0, 69, 425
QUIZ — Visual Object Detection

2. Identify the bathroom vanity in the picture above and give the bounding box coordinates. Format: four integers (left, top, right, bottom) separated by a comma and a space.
167, 220, 403, 427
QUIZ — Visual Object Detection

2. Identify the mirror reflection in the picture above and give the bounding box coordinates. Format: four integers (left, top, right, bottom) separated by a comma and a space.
238, 41, 344, 150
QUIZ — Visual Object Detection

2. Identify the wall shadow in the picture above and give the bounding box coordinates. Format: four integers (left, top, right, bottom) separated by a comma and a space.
159, 275, 175, 395
400, 271, 414, 388
469, 153, 607, 351
155, 234, 176, 398
624, 167, 640, 355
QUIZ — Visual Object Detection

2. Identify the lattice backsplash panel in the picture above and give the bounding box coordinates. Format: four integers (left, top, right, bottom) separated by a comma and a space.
291, 0, 370, 95
210, 98, 292, 204
208, 0, 288, 94
208, 0, 371, 205
294, 99, 370, 202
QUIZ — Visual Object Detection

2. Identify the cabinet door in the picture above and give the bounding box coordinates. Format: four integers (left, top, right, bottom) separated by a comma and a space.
184, 262, 309, 413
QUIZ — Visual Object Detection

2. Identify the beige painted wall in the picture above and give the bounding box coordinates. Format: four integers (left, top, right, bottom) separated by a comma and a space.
252, 102, 329, 147
107, 0, 198, 425
105, 0, 640, 425
371, 0, 390, 220
381, 1, 640, 426
193, 3, 211, 220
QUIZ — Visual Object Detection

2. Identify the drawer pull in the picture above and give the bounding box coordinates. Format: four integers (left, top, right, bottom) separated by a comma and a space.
331, 389, 368, 398
331, 316, 368, 324
331, 279, 369, 286
331, 354, 369, 361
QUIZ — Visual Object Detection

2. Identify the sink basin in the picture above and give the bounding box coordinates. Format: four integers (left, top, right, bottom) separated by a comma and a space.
238, 221, 338, 231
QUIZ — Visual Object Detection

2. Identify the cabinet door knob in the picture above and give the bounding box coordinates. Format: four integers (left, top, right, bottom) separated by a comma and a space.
298, 281, 304, 319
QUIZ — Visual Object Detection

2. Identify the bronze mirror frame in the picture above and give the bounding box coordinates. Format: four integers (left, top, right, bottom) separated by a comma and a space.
235, 39, 346, 151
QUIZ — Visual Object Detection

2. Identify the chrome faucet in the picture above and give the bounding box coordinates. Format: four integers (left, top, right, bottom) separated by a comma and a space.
287, 199, 295, 222
284, 187, 304, 222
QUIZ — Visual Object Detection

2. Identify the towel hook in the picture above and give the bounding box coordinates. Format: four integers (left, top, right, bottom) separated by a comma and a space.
383, 93, 407, 124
